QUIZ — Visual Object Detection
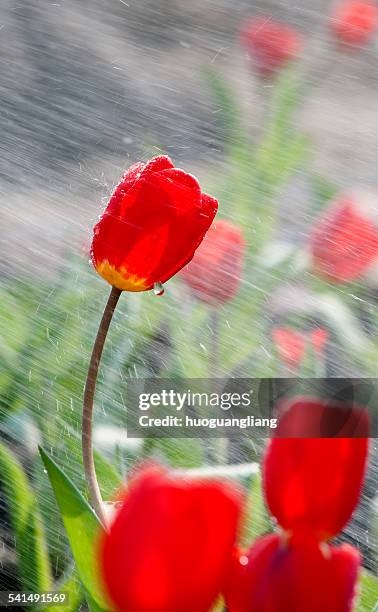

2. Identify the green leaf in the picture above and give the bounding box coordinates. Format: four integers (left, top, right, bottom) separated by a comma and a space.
273, 133, 310, 187
202, 67, 256, 223
357, 570, 378, 611
310, 174, 338, 214
0, 289, 28, 369
0, 442, 52, 592
39, 447, 110, 611
253, 70, 306, 207
46, 568, 83, 612
203, 66, 248, 158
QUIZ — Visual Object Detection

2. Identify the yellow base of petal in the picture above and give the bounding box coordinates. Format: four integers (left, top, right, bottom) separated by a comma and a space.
96, 260, 150, 292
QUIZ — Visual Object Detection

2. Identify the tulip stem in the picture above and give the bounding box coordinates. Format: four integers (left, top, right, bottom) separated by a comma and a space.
209, 311, 228, 465
82, 285, 122, 526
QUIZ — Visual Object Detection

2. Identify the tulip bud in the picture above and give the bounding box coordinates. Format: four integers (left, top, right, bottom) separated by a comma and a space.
91, 156, 218, 292
331, 1, 378, 45
240, 17, 302, 76
310, 192, 378, 283
272, 327, 328, 370
99, 465, 242, 612
180, 219, 245, 306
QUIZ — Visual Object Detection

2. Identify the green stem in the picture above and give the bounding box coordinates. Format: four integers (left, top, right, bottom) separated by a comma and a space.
209, 310, 228, 464
82, 286, 122, 526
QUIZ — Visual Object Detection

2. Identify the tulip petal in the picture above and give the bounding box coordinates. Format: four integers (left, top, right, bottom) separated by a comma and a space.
240, 18, 302, 76
311, 198, 378, 282
140, 155, 175, 177
331, 1, 378, 44
100, 466, 242, 612
272, 329, 306, 370
272, 328, 328, 371
101, 156, 174, 218
105, 162, 145, 216
226, 534, 360, 612
181, 219, 245, 306
263, 399, 369, 540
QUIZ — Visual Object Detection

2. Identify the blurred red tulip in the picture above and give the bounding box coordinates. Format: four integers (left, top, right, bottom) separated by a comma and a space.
240, 17, 302, 76
181, 219, 245, 306
272, 327, 328, 370
227, 535, 360, 612
225, 399, 369, 611
331, 1, 378, 44
91, 156, 218, 292
263, 399, 369, 541
99, 465, 242, 612
310, 194, 378, 282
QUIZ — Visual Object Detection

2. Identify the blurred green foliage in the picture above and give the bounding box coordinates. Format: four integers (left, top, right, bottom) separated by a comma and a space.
40, 448, 108, 612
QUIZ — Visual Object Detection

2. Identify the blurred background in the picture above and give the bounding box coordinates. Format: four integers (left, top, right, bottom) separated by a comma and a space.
0, 0, 377, 609
1, 0, 378, 279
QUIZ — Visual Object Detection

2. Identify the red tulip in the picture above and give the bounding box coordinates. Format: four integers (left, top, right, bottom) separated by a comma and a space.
99, 465, 242, 612
331, 1, 378, 44
310, 193, 378, 282
263, 399, 369, 542
240, 17, 302, 76
225, 399, 369, 611
272, 327, 328, 370
227, 535, 360, 612
91, 156, 218, 292
180, 219, 245, 306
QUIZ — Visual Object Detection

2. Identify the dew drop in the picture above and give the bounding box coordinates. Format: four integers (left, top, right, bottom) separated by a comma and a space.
153, 282, 165, 296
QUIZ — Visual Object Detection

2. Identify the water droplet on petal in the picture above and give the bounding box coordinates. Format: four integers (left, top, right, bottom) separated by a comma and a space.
154, 282, 165, 296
